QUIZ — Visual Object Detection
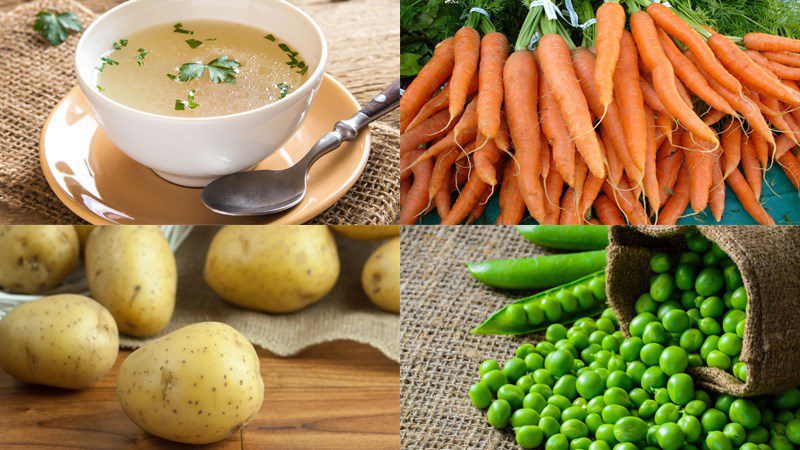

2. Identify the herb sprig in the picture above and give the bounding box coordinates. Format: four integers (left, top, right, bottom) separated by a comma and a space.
135, 48, 149, 66
95, 56, 118, 72
277, 82, 290, 99
175, 89, 199, 110
112, 38, 128, 50
185, 39, 203, 49
173, 23, 194, 34
264, 34, 308, 75
170, 56, 240, 84
33, 10, 82, 46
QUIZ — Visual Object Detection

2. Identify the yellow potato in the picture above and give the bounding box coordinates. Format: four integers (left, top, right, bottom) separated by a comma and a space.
86, 226, 177, 337
0, 294, 118, 388
204, 225, 339, 313
74, 225, 96, 253
331, 225, 399, 240
0, 225, 79, 294
361, 237, 400, 313
117, 322, 263, 444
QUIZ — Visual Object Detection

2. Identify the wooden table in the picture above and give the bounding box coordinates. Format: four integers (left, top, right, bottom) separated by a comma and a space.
0, 341, 400, 449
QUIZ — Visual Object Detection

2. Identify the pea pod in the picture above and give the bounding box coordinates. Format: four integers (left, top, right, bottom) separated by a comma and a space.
467, 250, 606, 290
516, 225, 609, 251
471, 270, 607, 335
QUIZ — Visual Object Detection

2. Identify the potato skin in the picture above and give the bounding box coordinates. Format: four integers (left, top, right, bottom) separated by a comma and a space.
204, 225, 340, 313
361, 237, 400, 314
331, 225, 399, 240
86, 226, 177, 337
0, 294, 118, 388
0, 225, 79, 294
74, 225, 96, 253
117, 322, 264, 444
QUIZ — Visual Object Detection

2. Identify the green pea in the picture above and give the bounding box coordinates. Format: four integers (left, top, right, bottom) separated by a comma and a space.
588, 275, 607, 300
657, 300, 681, 321
531, 383, 553, 398
707, 350, 732, 370
539, 416, 561, 438
548, 394, 571, 411
541, 404, 561, 420
512, 408, 542, 428
609, 416, 646, 443
516, 343, 535, 359
556, 290, 579, 315
640, 343, 665, 366
545, 350, 574, 378
525, 352, 545, 372
659, 346, 689, 376
654, 387, 670, 405
679, 414, 702, 442
573, 284, 596, 309
700, 335, 720, 359
687, 353, 703, 367
469, 381, 492, 409
746, 426, 770, 444
650, 252, 672, 273
650, 273, 676, 302
732, 362, 747, 382
533, 368, 555, 386
588, 441, 611, 450
714, 394, 734, 414
735, 319, 745, 339
638, 399, 658, 418
612, 443, 637, 450
684, 399, 707, 416
654, 402, 680, 424
595, 423, 617, 445
699, 296, 725, 318
602, 404, 629, 424
635, 294, 659, 315
481, 369, 508, 393
717, 333, 742, 356
479, 359, 500, 376
626, 361, 646, 385
603, 387, 629, 407
699, 317, 722, 336
641, 366, 667, 392
523, 392, 547, 412
516, 425, 545, 449
553, 375, 578, 400
498, 384, 524, 410
517, 374, 534, 393
503, 357, 527, 383
730, 286, 748, 311
776, 409, 795, 424
723, 265, 743, 290
541, 296, 563, 322
701, 408, 728, 433
679, 251, 703, 266
667, 373, 694, 405
674, 264, 697, 291
545, 433, 569, 450
703, 249, 725, 267
561, 419, 589, 440
525, 302, 546, 325
696, 267, 724, 296
722, 422, 746, 446
729, 398, 761, 430
505, 304, 528, 327
586, 412, 604, 433
705, 430, 732, 450
773, 388, 800, 410
629, 313, 657, 338
606, 355, 626, 372
642, 322, 669, 345
576, 370, 604, 399
722, 310, 746, 333
487, 399, 511, 428
662, 309, 690, 333
770, 435, 795, 450
785, 418, 800, 444
620, 337, 644, 362
561, 406, 587, 422
656, 422, 685, 450
686, 232, 711, 251
606, 371, 633, 392
679, 328, 704, 352
590, 331, 609, 347
596, 317, 616, 335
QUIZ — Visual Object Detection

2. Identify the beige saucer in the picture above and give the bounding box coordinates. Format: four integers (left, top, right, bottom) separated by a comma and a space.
39, 75, 370, 224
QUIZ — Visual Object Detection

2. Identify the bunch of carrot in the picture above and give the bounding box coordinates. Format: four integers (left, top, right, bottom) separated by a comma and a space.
399, 0, 800, 225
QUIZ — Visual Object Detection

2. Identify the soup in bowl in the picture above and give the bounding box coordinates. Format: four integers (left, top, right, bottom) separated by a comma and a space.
75, 0, 327, 187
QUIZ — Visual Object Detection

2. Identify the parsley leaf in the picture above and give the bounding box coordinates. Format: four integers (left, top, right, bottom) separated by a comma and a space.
277, 82, 290, 99
173, 23, 194, 34
178, 62, 207, 81
95, 56, 118, 72
185, 39, 203, 49
135, 48, 149, 66
207, 56, 240, 83
175, 89, 199, 111
33, 11, 82, 46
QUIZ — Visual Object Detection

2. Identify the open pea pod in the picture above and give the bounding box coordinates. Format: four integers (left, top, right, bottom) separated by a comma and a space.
471, 270, 607, 335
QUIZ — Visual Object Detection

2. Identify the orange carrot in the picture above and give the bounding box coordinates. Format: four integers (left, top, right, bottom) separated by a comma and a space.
655, 111, 672, 148
727, 168, 775, 224
683, 131, 715, 213
434, 162, 454, 220
614, 31, 648, 174
779, 150, 800, 189
573, 158, 589, 222
658, 163, 690, 225
600, 130, 624, 185
709, 144, 725, 222
539, 33, 605, 178
494, 115, 512, 152
429, 142, 473, 201
449, 27, 481, 122
409, 100, 478, 168
540, 132, 552, 179
644, 106, 661, 209
558, 188, 580, 224
497, 158, 526, 225
476, 32, 509, 143
602, 178, 650, 225
751, 132, 770, 169
400, 38, 455, 132
630, 12, 719, 145
442, 174, 488, 225
593, 193, 627, 225
762, 51, 800, 68
639, 75, 668, 114
657, 28, 737, 116
539, 62, 576, 186
776, 133, 797, 160
543, 155, 564, 225
744, 33, 800, 53
400, 150, 434, 225
656, 130, 685, 208
704, 109, 727, 126
504, 50, 545, 221
401, 109, 453, 156
579, 171, 605, 222
740, 133, 762, 199
595, 1, 626, 111
746, 50, 800, 81
708, 34, 800, 106
406, 75, 478, 132
647, 3, 742, 93
720, 122, 741, 179
468, 157, 505, 224
474, 139, 503, 186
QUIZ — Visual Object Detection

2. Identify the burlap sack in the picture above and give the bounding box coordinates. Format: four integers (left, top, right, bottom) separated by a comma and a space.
0, 0, 399, 225
117, 226, 399, 362
607, 225, 800, 397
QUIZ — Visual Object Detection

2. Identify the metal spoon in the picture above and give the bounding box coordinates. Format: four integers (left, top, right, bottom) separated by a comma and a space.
201, 79, 401, 216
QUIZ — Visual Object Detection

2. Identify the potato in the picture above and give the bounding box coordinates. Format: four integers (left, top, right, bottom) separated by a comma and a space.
117, 322, 263, 444
0, 294, 118, 388
86, 226, 177, 337
204, 225, 339, 313
331, 225, 399, 240
361, 237, 400, 313
74, 225, 96, 253
0, 225, 79, 294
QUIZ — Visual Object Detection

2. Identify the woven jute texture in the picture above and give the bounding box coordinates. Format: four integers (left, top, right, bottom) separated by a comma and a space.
117, 226, 399, 362
401, 226, 555, 449
607, 225, 800, 397
0, 0, 398, 225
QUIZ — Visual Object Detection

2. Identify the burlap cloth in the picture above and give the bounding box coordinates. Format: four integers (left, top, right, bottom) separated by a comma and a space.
606, 225, 800, 397
116, 226, 399, 362
0, 0, 399, 225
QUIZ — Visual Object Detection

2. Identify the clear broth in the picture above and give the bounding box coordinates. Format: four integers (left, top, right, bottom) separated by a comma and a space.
94, 20, 310, 117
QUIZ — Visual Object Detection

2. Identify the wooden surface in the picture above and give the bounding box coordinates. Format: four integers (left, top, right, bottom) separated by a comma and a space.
0, 341, 400, 449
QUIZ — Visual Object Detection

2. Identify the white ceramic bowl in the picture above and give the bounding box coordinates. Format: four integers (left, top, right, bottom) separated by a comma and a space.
75, 0, 327, 187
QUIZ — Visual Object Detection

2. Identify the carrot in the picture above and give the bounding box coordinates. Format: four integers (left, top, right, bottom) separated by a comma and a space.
647, 3, 742, 94
429, 142, 473, 201
595, 1, 626, 111
779, 150, 800, 189
540, 132, 551, 179
726, 168, 775, 225
630, 12, 719, 145
644, 105, 661, 210
497, 158, 526, 225
602, 178, 650, 225
707, 34, 800, 106
682, 131, 715, 213
571, 47, 642, 185
539, 62, 576, 186
406, 75, 478, 132
751, 132, 770, 169
572, 158, 589, 222
720, 121, 741, 179
442, 174, 488, 225
704, 109, 727, 126
600, 130, 625, 186
657, 163, 690, 225
494, 116, 512, 152
578, 171, 605, 222
468, 157, 505, 224
762, 51, 800, 68
656, 130, 685, 208
449, 27, 481, 123
744, 33, 800, 53
400, 38, 455, 132
614, 31, 648, 174
558, 189, 580, 224
776, 133, 797, 160
434, 161, 454, 220
709, 144, 725, 222
760, 95, 800, 145
657, 28, 737, 116
746, 50, 800, 81
740, 134, 762, 199
539, 33, 605, 178
476, 32, 509, 144
474, 139, 503, 186
400, 150, 434, 225
655, 111, 671, 148
504, 50, 545, 221
400, 109, 453, 157
593, 193, 627, 225
639, 75, 668, 114
543, 156, 564, 225
409, 100, 478, 168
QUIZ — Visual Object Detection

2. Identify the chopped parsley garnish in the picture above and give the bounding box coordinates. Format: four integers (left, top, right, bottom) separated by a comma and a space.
274, 41, 307, 75
112, 38, 127, 50
172, 56, 240, 84
96, 85, 105, 92
173, 23, 194, 34
135, 48, 149, 66
277, 82, 290, 99
95, 56, 118, 72
264, 34, 275, 41
175, 89, 199, 111
33, 10, 82, 46
185, 39, 203, 49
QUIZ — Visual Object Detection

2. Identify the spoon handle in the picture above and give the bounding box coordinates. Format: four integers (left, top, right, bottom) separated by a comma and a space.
299, 79, 401, 167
